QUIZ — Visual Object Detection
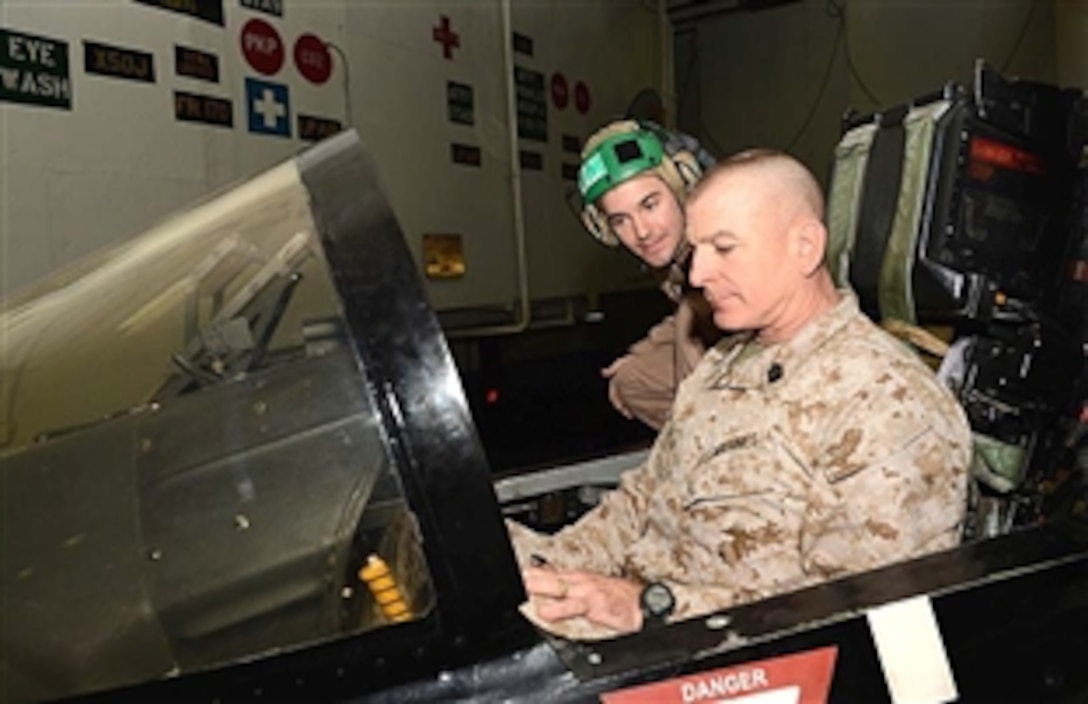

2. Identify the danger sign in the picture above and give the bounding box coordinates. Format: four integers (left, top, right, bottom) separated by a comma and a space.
240, 18, 283, 76
601, 647, 837, 704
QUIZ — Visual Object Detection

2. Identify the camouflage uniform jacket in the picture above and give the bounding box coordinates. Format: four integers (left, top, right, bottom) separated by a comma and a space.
512, 291, 971, 626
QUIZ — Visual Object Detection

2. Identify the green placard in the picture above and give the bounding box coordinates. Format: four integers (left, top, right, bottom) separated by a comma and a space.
0, 28, 72, 110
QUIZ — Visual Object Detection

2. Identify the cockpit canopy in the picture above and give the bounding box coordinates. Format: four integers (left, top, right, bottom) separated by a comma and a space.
0, 132, 522, 703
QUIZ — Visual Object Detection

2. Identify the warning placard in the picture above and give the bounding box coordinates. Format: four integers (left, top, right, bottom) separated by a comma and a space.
241, 0, 282, 17
84, 40, 155, 84
600, 647, 837, 704
447, 80, 473, 126
176, 45, 219, 83
133, 0, 224, 27
514, 65, 547, 142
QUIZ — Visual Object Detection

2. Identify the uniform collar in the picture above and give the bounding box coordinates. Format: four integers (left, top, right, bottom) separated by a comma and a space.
708, 290, 857, 390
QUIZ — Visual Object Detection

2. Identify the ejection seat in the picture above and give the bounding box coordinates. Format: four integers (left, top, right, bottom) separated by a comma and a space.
825, 61, 1085, 538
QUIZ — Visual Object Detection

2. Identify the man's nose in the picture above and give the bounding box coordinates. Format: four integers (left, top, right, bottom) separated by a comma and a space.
632, 214, 651, 241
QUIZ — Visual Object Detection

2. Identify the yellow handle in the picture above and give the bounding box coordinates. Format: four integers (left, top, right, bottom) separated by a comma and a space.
358, 554, 412, 623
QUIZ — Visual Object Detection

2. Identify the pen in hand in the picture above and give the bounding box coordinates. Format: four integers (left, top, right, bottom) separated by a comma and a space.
527, 553, 571, 602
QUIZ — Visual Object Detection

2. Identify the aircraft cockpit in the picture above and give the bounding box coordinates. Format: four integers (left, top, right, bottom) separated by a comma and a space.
3, 79, 1088, 703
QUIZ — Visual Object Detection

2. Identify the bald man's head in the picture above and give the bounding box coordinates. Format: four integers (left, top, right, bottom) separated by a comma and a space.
688, 149, 825, 225
685, 149, 838, 342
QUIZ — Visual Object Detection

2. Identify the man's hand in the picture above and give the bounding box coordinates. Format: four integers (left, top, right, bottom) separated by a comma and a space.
522, 566, 643, 634
601, 356, 633, 418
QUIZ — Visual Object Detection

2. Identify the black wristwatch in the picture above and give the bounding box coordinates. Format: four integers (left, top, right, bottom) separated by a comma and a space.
639, 581, 676, 629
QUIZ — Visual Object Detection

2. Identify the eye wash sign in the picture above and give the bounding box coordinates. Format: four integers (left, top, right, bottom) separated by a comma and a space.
0, 28, 71, 110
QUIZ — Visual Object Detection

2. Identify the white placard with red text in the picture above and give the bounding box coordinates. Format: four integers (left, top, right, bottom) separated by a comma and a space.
601, 646, 837, 704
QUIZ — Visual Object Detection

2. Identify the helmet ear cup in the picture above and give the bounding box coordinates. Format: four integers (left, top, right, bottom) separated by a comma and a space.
582, 203, 618, 247
669, 149, 703, 192
641, 121, 711, 197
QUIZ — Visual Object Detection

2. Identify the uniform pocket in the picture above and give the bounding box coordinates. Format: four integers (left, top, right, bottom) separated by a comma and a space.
683, 427, 814, 511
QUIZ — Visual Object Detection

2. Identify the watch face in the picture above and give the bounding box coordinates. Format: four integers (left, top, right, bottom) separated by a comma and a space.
642, 582, 675, 618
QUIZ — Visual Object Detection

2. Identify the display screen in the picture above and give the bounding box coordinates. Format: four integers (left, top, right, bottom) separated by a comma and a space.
969, 136, 1045, 175
951, 134, 1052, 294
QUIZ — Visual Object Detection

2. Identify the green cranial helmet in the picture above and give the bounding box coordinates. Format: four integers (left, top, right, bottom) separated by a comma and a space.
577, 120, 708, 247
578, 129, 666, 205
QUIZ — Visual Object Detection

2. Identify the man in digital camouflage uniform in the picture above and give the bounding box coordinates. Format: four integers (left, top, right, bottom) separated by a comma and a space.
509, 149, 972, 640
578, 120, 721, 430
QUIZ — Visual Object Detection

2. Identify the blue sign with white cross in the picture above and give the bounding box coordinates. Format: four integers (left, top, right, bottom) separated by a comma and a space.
245, 76, 289, 137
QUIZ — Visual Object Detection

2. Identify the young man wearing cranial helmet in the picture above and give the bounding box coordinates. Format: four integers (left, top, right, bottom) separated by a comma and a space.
578, 119, 721, 430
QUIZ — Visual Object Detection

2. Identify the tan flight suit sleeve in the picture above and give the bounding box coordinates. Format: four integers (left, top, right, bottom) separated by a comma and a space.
607, 314, 679, 431
607, 296, 710, 430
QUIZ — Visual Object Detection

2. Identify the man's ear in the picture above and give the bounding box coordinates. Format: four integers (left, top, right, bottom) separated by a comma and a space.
791, 218, 827, 276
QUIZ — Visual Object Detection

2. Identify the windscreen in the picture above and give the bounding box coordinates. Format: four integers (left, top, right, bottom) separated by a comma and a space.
0, 137, 436, 702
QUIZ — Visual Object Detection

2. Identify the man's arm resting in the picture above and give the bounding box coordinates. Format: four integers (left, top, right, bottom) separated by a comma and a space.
802, 425, 971, 579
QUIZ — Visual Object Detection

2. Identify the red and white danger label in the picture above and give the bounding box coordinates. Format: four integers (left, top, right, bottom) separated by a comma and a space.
600, 646, 837, 704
